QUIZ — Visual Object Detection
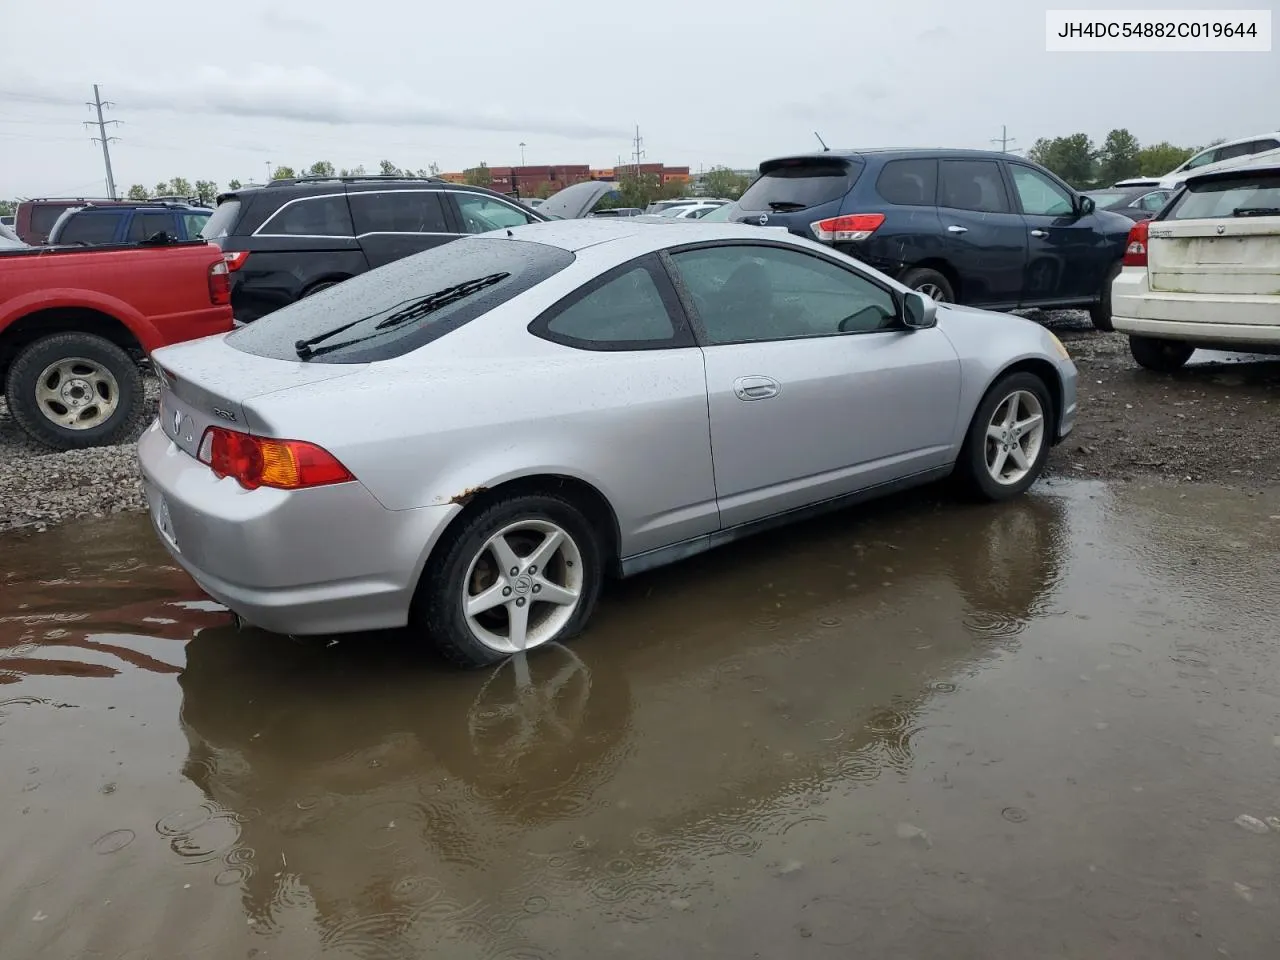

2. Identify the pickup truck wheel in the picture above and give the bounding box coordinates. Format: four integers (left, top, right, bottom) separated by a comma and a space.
1129, 335, 1194, 373
1088, 262, 1121, 332
5, 333, 145, 450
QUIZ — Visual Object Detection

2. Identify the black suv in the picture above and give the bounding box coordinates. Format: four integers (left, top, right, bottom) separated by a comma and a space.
707, 149, 1134, 330
201, 175, 550, 324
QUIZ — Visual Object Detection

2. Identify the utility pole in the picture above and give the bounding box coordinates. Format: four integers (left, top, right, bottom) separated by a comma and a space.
519, 141, 527, 166
632, 125, 645, 169
991, 125, 1020, 154
84, 84, 120, 199
265, 160, 273, 183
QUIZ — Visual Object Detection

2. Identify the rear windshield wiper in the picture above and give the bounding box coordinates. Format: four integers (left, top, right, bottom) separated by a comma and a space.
294, 273, 510, 360
1232, 206, 1280, 218
766, 201, 806, 212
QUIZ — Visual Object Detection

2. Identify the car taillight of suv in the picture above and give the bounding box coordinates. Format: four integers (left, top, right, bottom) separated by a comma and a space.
811, 214, 885, 243
1122, 220, 1149, 268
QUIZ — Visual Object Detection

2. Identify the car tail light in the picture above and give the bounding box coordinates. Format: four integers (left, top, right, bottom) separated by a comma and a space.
197, 426, 354, 490
810, 213, 885, 243
222, 250, 250, 271
208, 260, 231, 305
1122, 219, 1149, 268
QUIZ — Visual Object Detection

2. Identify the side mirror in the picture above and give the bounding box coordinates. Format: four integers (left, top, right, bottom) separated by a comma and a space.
903, 291, 938, 329
1077, 195, 1096, 216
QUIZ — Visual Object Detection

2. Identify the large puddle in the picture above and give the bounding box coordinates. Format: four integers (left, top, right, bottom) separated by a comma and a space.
3, 481, 1279, 958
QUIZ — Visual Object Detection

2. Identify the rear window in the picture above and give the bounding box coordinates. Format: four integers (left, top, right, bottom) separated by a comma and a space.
201, 200, 242, 240
1166, 173, 1280, 220
57, 213, 120, 245
228, 237, 575, 363
875, 159, 938, 205
32, 204, 75, 238
736, 159, 862, 212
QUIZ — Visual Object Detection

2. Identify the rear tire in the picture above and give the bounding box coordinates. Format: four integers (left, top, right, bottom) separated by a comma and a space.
302, 280, 343, 298
1129, 335, 1193, 372
415, 493, 604, 668
899, 267, 955, 304
957, 371, 1054, 502
4, 332, 145, 451
1089, 262, 1121, 332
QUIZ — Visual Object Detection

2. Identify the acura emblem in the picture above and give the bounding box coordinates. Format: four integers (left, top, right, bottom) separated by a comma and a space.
758, 214, 769, 225
172, 409, 183, 434
1216, 225, 1226, 235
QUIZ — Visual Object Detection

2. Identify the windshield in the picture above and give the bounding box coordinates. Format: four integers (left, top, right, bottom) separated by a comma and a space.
1166, 173, 1280, 220
228, 237, 575, 363
1086, 191, 1132, 207
200, 200, 242, 240
736, 159, 860, 212
699, 202, 739, 222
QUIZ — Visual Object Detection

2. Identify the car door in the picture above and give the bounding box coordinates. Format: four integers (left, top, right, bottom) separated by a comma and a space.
665, 242, 962, 529
350, 190, 455, 268
936, 159, 1026, 307
1006, 161, 1106, 304
449, 192, 540, 235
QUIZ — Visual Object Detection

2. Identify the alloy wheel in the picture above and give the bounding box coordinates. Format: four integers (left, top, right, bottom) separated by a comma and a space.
984, 389, 1045, 485
917, 282, 948, 303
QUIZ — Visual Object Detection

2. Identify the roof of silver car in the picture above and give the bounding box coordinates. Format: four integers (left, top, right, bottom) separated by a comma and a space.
503, 218, 787, 252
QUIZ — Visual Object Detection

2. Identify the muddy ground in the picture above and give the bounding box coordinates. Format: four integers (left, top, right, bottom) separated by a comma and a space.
3, 480, 1280, 958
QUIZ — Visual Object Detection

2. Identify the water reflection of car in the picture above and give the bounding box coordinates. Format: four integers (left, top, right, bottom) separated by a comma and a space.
173, 490, 1068, 943
1082, 187, 1172, 222
139, 219, 1076, 667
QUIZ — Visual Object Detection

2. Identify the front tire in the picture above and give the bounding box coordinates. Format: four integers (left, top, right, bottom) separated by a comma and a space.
957, 372, 1054, 501
899, 267, 955, 304
4, 332, 145, 450
1129, 335, 1193, 372
416, 494, 604, 668
1089, 262, 1121, 332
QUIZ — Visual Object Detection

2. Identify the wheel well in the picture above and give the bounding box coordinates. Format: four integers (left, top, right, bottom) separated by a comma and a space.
993, 358, 1064, 442
907, 258, 961, 301
303, 275, 352, 296
437, 474, 622, 572
0, 308, 142, 387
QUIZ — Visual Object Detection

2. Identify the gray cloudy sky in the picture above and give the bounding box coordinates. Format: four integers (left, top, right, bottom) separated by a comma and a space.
1, 0, 1276, 196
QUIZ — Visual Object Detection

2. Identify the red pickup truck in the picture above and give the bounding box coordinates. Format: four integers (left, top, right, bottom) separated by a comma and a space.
0, 240, 234, 450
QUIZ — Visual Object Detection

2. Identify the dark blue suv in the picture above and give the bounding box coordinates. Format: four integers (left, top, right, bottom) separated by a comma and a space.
47, 202, 212, 247
707, 149, 1134, 331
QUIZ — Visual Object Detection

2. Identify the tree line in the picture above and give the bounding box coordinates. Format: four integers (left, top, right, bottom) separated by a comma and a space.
1026, 129, 1214, 188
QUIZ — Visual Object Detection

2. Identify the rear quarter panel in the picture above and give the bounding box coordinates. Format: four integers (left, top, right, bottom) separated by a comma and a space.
0, 244, 233, 351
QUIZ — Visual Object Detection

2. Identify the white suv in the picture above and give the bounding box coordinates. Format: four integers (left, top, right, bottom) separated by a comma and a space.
1115, 132, 1280, 190
1111, 159, 1280, 372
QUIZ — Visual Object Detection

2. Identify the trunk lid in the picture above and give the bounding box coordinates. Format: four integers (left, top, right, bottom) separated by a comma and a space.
538, 181, 623, 220
722, 155, 863, 237
152, 336, 366, 459
1148, 217, 1280, 298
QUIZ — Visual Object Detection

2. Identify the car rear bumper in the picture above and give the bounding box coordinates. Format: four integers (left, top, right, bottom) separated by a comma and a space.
1112, 267, 1280, 345
136, 420, 459, 635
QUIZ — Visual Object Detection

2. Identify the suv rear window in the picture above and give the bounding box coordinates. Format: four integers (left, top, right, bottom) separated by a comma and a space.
736, 158, 862, 212
1166, 172, 1280, 220
228, 237, 575, 363
33, 204, 74, 238
200, 200, 242, 240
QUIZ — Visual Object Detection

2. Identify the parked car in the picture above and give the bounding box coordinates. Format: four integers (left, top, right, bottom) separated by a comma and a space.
0, 239, 233, 448
48, 201, 212, 246
200, 174, 552, 325
1111, 159, 1280, 372
1114, 131, 1280, 189
519, 197, 546, 210
586, 207, 644, 218
13, 197, 138, 245
657, 202, 724, 219
138, 219, 1077, 667
644, 198, 729, 215
702, 149, 1133, 330
0, 223, 24, 247
1082, 186, 1173, 221
0, 215, 14, 227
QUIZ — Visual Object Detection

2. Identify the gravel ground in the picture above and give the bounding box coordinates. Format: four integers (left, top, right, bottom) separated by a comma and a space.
1, 312, 1278, 532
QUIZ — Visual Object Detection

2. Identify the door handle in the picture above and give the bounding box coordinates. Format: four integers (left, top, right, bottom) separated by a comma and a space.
946, 224, 968, 233
1030, 229, 1049, 238
733, 376, 781, 401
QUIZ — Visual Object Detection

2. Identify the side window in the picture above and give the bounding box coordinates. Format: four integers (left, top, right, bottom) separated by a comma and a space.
938, 160, 1011, 214
1252, 138, 1280, 154
1139, 191, 1169, 212
456, 194, 536, 233
259, 196, 354, 236
537, 263, 679, 349
875, 158, 938, 206
60, 214, 119, 244
349, 191, 449, 235
1009, 166, 1074, 217
128, 212, 176, 241
182, 213, 210, 238
1216, 141, 1255, 162
671, 244, 897, 345
1183, 148, 1219, 170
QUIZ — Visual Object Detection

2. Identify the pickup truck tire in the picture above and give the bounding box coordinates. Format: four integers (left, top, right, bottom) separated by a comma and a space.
5, 333, 146, 451
899, 267, 954, 304
1129, 335, 1194, 373
1088, 262, 1121, 332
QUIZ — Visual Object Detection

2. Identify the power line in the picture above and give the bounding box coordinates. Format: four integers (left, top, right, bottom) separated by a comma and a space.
84, 84, 121, 198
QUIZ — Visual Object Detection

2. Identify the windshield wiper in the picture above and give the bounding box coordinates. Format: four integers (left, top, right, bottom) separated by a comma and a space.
294, 273, 510, 360
1232, 206, 1280, 218
766, 201, 806, 212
